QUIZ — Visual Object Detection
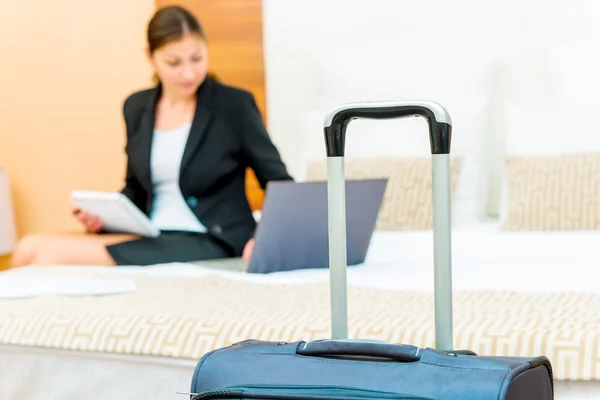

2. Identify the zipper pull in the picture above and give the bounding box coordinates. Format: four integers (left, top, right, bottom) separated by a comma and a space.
178, 389, 244, 399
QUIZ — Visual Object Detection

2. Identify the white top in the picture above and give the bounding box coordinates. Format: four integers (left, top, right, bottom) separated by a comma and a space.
148, 123, 207, 233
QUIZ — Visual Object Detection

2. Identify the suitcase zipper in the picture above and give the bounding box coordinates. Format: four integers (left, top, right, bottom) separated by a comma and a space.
190, 384, 434, 399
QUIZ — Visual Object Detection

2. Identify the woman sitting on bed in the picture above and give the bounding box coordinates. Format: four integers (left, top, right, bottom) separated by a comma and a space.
9, 5, 293, 268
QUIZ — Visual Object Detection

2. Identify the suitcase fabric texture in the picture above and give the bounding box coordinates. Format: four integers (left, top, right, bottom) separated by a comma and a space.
188, 101, 554, 400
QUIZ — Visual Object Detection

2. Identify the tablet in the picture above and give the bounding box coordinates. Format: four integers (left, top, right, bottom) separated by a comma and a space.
71, 190, 160, 238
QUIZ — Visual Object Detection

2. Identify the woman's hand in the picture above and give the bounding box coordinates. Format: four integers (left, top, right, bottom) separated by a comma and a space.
242, 238, 255, 261
72, 205, 104, 234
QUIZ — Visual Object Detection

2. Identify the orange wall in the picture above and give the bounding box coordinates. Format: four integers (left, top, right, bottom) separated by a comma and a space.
0, 0, 155, 268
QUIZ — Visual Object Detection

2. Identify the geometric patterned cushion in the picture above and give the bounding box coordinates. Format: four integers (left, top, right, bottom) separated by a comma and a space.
501, 153, 600, 231
306, 156, 464, 230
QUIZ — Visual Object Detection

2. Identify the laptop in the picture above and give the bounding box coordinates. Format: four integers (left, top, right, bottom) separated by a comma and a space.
193, 179, 388, 274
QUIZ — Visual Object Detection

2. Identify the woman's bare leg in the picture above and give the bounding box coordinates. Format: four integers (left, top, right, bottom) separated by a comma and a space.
9, 232, 139, 268
9, 233, 47, 267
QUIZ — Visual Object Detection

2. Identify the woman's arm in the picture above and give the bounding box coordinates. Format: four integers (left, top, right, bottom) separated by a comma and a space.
120, 157, 147, 211
235, 91, 294, 187
119, 95, 147, 211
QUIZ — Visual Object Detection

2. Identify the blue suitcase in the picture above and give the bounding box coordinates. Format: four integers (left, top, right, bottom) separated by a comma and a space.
187, 101, 554, 400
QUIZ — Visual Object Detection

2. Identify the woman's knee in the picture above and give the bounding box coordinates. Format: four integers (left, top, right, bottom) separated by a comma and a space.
10, 233, 49, 268
31, 233, 119, 266
10, 232, 132, 267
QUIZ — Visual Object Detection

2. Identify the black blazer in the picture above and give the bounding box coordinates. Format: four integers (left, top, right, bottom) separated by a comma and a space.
120, 77, 293, 256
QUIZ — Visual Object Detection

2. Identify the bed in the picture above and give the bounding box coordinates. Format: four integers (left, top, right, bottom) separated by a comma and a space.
4, 43, 600, 399
1, 222, 600, 399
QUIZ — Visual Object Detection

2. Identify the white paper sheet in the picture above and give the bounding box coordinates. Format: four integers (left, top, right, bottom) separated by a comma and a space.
0, 272, 137, 299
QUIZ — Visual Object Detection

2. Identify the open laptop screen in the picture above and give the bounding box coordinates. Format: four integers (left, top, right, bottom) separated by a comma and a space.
248, 179, 388, 274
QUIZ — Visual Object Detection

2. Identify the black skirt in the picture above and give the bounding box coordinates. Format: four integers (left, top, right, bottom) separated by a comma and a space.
105, 230, 233, 266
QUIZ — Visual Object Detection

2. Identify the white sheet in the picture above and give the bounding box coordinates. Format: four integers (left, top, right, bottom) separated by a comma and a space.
0, 273, 136, 299
0, 344, 196, 400
32, 222, 599, 294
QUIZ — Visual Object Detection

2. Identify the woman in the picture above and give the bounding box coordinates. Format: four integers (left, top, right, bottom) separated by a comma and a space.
10, 5, 292, 268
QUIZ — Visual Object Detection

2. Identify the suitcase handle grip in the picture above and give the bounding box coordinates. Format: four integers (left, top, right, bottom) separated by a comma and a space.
296, 339, 421, 362
323, 100, 452, 157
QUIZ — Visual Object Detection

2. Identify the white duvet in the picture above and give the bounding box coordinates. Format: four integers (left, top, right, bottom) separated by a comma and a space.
17, 221, 599, 294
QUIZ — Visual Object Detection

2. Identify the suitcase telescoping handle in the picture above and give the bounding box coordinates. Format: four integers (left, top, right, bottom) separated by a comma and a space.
323, 100, 454, 351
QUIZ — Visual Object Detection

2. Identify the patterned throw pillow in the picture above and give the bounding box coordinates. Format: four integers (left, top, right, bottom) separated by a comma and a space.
501, 153, 600, 231
305, 157, 464, 230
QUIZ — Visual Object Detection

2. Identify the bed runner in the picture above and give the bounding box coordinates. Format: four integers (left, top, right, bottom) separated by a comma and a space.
0, 267, 598, 381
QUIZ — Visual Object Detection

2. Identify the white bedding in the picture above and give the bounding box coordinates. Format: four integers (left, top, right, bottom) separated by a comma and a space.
53, 221, 600, 293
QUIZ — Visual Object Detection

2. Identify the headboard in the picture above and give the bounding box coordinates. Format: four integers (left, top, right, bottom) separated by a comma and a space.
155, 0, 268, 211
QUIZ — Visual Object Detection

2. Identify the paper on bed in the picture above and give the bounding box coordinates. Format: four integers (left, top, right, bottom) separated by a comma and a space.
0, 272, 136, 299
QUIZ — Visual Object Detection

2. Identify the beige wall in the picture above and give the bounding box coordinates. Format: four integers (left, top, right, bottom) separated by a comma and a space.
0, 0, 155, 267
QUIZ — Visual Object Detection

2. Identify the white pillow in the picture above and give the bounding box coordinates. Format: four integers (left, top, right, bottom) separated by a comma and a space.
299, 96, 491, 228
544, 45, 600, 108
498, 103, 600, 221
303, 47, 500, 226
504, 104, 600, 156
313, 47, 498, 109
